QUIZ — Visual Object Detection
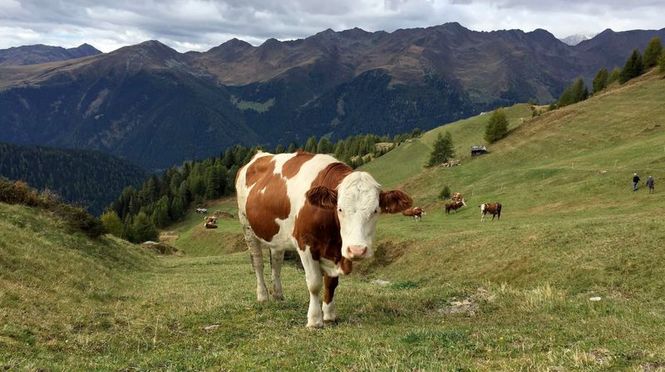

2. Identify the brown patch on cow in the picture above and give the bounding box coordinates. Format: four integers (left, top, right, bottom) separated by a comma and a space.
339, 258, 353, 275
445, 200, 464, 214
379, 190, 413, 213
402, 207, 423, 217
245, 154, 274, 187
323, 274, 339, 304
245, 156, 291, 242
293, 162, 352, 270
306, 186, 337, 209
282, 151, 315, 179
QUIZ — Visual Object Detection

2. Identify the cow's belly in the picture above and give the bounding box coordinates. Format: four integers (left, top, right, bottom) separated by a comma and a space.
252, 217, 298, 250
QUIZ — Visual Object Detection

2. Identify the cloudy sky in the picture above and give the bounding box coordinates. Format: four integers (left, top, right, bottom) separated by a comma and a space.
1, 0, 664, 52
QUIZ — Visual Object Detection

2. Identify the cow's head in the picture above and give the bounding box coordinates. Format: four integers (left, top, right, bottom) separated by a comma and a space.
306, 172, 412, 261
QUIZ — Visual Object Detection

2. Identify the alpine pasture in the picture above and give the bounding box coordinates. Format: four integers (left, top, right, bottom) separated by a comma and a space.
2, 71, 665, 370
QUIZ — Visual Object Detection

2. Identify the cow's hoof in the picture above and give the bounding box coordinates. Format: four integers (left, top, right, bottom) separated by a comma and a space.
272, 293, 285, 301
323, 318, 338, 325
306, 321, 324, 329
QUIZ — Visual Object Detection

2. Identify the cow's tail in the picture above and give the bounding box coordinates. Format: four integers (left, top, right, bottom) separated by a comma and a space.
497, 203, 502, 220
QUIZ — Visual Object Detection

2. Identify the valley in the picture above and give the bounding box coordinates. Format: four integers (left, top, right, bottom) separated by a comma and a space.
2, 69, 664, 369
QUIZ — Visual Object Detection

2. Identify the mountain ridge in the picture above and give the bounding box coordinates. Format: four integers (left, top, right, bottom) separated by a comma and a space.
0, 43, 101, 66
1, 24, 664, 169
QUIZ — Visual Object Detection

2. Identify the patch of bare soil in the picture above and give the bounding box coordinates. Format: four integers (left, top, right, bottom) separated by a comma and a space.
438, 287, 495, 317
354, 240, 410, 275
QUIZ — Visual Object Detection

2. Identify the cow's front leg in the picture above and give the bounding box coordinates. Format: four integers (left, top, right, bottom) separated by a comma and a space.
323, 274, 338, 323
298, 247, 323, 328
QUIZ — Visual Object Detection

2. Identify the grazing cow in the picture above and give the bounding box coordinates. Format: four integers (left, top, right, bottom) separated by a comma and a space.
445, 200, 465, 214
451, 192, 466, 206
236, 151, 412, 328
402, 207, 425, 221
196, 208, 208, 214
479, 202, 502, 222
203, 216, 218, 229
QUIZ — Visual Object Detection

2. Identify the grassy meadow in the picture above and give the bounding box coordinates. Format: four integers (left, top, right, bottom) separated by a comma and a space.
2, 71, 665, 370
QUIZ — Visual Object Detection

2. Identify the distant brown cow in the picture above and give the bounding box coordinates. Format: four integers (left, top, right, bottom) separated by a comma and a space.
479, 202, 502, 222
445, 200, 465, 214
203, 216, 218, 229
402, 207, 425, 221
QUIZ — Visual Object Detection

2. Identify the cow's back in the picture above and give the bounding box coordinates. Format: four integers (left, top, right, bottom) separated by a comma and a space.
236, 151, 338, 248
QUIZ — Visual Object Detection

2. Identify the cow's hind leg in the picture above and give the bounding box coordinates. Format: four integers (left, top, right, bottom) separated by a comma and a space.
243, 226, 269, 302
323, 274, 338, 323
298, 247, 323, 328
270, 248, 285, 300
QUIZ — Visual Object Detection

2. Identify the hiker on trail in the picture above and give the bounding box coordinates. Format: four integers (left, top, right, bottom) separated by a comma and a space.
632, 173, 640, 191
646, 176, 655, 193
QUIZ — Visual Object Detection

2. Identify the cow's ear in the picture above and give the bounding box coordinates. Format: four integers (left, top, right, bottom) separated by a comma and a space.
379, 190, 413, 213
306, 186, 338, 209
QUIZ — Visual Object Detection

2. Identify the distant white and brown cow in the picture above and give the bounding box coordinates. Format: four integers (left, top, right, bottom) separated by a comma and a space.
445, 200, 465, 214
451, 192, 466, 206
402, 206, 425, 221
479, 202, 502, 222
236, 151, 412, 328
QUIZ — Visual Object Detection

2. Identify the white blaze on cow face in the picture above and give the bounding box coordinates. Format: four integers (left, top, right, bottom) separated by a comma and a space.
336, 172, 381, 260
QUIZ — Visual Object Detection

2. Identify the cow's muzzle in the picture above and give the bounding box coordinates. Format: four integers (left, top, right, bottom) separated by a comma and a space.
347, 245, 368, 260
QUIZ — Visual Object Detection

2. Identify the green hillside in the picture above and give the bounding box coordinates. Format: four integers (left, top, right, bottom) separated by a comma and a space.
0, 142, 147, 215
2, 70, 665, 370
0, 202, 154, 368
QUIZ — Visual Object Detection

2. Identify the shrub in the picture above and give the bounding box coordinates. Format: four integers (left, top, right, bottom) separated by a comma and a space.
0, 179, 106, 238
427, 132, 455, 167
485, 109, 509, 144
439, 185, 451, 200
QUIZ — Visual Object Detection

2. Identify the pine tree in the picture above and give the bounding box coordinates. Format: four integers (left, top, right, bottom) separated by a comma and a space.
643, 37, 663, 68
100, 210, 123, 237
151, 196, 171, 228
304, 136, 318, 152
620, 49, 644, 83
558, 78, 588, 107
169, 195, 185, 221
317, 137, 333, 154
274, 144, 285, 153
592, 68, 609, 94
131, 211, 158, 243
484, 109, 509, 144
607, 68, 621, 84
427, 132, 455, 167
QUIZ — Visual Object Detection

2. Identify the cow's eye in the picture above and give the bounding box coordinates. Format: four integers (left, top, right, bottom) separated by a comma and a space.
338, 208, 342, 212
374, 209, 379, 214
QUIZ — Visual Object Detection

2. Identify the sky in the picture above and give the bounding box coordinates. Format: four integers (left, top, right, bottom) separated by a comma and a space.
1, 0, 664, 52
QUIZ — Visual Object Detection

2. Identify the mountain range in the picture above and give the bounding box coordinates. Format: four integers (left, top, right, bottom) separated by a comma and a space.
1, 23, 663, 170
0, 43, 101, 66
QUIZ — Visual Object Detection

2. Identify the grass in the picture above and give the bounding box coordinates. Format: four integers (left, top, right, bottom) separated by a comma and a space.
2, 70, 665, 370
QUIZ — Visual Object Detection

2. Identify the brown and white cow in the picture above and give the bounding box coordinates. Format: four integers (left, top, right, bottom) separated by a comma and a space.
402, 206, 424, 221
236, 151, 412, 328
451, 192, 466, 206
479, 202, 502, 222
445, 200, 464, 214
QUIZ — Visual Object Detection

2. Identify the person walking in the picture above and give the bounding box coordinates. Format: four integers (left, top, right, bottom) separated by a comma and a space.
646, 176, 655, 193
632, 173, 640, 191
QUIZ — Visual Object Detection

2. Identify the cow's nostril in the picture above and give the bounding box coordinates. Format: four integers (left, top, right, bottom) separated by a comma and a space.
348, 245, 367, 258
